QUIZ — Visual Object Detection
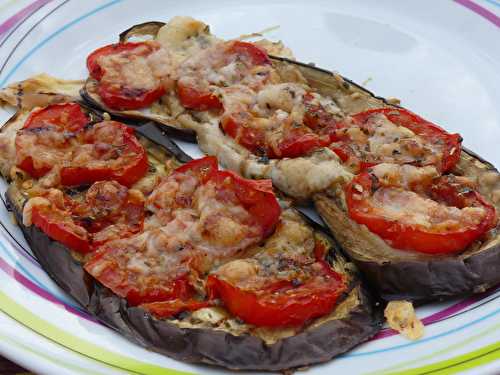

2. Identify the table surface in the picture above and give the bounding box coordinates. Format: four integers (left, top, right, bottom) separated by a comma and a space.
0, 0, 499, 374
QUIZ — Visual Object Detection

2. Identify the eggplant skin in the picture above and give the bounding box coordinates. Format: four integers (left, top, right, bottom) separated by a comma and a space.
6, 188, 382, 371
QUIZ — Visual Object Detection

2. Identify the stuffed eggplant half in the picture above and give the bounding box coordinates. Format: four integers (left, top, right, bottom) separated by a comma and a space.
0, 102, 381, 371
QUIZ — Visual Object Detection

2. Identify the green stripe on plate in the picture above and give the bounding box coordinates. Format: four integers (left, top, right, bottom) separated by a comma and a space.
1, 287, 499, 374
0, 330, 106, 375
369, 321, 500, 374
390, 341, 500, 375
0, 291, 195, 375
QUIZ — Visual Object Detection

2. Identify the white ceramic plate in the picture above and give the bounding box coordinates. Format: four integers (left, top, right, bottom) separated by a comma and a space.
0, 0, 500, 374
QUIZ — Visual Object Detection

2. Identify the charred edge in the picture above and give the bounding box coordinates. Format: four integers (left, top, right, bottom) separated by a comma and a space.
135, 122, 192, 163
79, 86, 197, 143
119, 21, 166, 43
354, 250, 500, 302
6, 188, 382, 371
269, 56, 400, 108
463, 147, 498, 172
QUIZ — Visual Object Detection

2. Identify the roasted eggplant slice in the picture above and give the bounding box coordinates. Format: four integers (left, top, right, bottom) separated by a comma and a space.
1, 105, 381, 371
291, 60, 500, 301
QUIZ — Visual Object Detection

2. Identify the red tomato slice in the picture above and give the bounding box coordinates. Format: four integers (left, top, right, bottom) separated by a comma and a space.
87, 42, 166, 110
85, 244, 195, 305
16, 103, 90, 178
174, 155, 218, 182
227, 41, 271, 65
210, 170, 281, 237
302, 92, 339, 140
221, 112, 324, 159
177, 41, 270, 111
207, 260, 345, 327
346, 168, 497, 254
141, 299, 213, 319
97, 83, 166, 111
177, 82, 223, 111
330, 108, 462, 172
60, 122, 148, 187
31, 205, 90, 254
72, 181, 145, 247
176, 156, 281, 237
87, 42, 149, 80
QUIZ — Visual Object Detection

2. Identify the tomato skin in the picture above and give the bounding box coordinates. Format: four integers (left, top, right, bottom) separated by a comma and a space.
177, 156, 281, 237
347, 108, 462, 172
346, 172, 497, 254
227, 41, 271, 65
141, 299, 213, 319
87, 42, 166, 110
31, 206, 90, 254
302, 93, 339, 141
60, 124, 148, 187
17, 157, 51, 179
86, 42, 155, 80
177, 41, 270, 112
174, 156, 218, 182
177, 82, 223, 111
97, 83, 166, 111
271, 132, 325, 159
16, 103, 90, 178
23, 102, 90, 131
221, 113, 324, 159
211, 170, 281, 237
206, 261, 345, 327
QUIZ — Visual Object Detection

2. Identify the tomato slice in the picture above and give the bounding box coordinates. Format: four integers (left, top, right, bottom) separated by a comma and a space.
210, 170, 281, 237
302, 92, 340, 140
60, 121, 148, 187
174, 155, 218, 182
87, 41, 166, 110
87, 42, 148, 80
141, 299, 213, 319
228, 41, 271, 65
97, 83, 166, 111
85, 243, 195, 305
221, 111, 324, 158
207, 258, 346, 327
177, 41, 271, 111
346, 165, 497, 254
30, 203, 90, 254
177, 83, 223, 111
329, 108, 462, 172
16, 103, 90, 178
72, 181, 145, 247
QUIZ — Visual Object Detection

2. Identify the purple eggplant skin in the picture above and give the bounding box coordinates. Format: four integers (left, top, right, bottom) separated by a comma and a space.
78, 86, 197, 143
6, 187, 382, 371
119, 21, 166, 43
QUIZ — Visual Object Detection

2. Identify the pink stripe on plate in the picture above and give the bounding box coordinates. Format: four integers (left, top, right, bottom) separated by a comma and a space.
0, 256, 96, 322
454, 0, 500, 27
0, 0, 53, 38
